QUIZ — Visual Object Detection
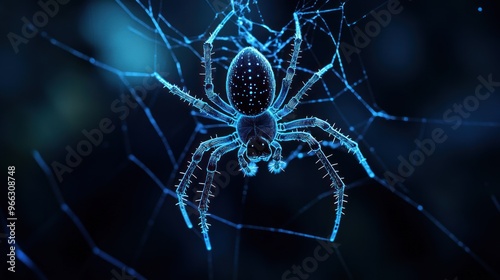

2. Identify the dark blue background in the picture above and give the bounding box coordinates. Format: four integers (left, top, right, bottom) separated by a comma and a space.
1, 0, 499, 279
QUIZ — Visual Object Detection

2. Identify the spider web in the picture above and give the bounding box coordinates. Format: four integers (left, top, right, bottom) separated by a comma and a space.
6, 0, 500, 279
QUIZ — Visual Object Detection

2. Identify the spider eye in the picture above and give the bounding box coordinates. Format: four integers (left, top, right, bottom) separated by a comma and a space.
246, 136, 271, 161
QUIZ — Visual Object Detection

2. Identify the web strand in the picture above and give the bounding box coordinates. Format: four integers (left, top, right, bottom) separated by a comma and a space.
21, 0, 500, 278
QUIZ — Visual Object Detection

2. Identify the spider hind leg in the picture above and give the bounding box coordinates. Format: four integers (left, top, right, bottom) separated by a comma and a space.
280, 117, 375, 178
277, 131, 346, 242
176, 134, 236, 229
197, 140, 239, 250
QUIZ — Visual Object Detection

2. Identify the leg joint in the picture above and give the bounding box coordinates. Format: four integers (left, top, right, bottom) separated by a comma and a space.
192, 152, 203, 162
205, 83, 213, 92
309, 140, 320, 151
203, 42, 212, 52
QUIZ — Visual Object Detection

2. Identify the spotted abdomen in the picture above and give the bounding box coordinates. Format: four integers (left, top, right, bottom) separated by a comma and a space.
226, 47, 276, 116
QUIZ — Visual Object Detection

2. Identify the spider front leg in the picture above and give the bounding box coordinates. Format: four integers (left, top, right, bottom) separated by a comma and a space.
279, 118, 375, 178
198, 140, 239, 250
202, 11, 237, 115
176, 134, 237, 229
277, 131, 346, 242
153, 73, 235, 125
276, 63, 333, 120
272, 12, 302, 111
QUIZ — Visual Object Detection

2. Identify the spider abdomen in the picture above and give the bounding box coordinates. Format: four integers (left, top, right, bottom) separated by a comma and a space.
226, 47, 276, 116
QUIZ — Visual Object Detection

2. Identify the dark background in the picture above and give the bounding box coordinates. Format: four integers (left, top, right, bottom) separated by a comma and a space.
1, 0, 499, 279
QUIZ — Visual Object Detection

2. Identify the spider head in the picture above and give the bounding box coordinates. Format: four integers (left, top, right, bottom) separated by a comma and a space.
246, 136, 272, 162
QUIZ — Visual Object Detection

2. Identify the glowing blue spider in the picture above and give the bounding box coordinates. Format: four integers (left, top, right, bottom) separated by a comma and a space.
154, 11, 375, 250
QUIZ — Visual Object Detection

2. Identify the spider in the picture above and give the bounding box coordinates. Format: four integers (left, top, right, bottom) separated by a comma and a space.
153, 11, 374, 250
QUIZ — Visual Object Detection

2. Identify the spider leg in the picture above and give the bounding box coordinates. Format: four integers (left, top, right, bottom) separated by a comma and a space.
198, 140, 239, 250
276, 131, 346, 242
272, 12, 302, 111
275, 63, 333, 120
176, 133, 237, 229
237, 146, 258, 176
203, 11, 238, 115
268, 141, 287, 174
153, 73, 235, 126
279, 118, 375, 178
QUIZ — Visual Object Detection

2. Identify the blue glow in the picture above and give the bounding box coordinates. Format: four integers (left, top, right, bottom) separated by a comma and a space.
80, 2, 155, 72
23, 0, 499, 278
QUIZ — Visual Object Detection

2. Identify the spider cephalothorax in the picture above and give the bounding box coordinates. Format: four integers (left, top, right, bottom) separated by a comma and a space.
154, 10, 375, 250
236, 111, 277, 162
